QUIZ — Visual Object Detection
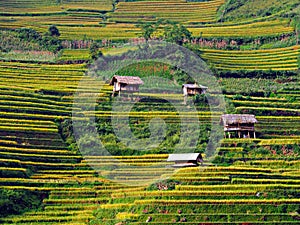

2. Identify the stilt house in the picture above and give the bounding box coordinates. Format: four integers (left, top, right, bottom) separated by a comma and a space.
220, 114, 258, 139
182, 84, 208, 96
110, 75, 143, 96
182, 84, 207, 104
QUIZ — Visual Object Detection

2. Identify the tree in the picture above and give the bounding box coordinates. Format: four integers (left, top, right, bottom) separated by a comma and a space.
89, 42, 103, 60
292, 16, 300, 45
137, 19, 192, 45
48, 25, 60, 37
163, 23, 192, 45
136, 22, 156, 41
16, 28, 42, 41
40, 35, 62, 53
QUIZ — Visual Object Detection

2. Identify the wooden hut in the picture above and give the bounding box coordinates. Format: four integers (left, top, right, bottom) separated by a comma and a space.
182, 84, 207, 104
182, 84, 208, 96
220, 114, 258, 139
110, 75, 144, 96
167, 153, 203, 168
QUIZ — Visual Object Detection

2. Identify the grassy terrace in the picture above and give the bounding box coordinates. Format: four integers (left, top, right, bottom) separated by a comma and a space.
220, 0, 300, 21
0, 61, 87, 92
0, 59, 115, 224
0, 53, 299, 224
0, 0, 300, 224
190, 19, 294, 38
200, 45, 300, 71
0, 0, 113, 13
0, 17, 293, 41
1, 1, 294, 41
89, 164, 300, 224
109, 0, 225, 24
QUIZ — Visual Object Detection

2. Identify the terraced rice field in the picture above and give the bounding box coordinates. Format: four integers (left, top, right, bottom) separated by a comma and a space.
190, 19, 294, 38
200, 45, 300, 71
0, 15, 140, 40
109, 0, 225, 24
0, 58, 299, 224
0, 0, 113, 13
91, 164, 300, 224
1, 1, 294, 41
0, 0, 299, 224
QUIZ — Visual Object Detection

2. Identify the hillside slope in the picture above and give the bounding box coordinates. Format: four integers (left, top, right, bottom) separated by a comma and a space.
0, 0, 299, 224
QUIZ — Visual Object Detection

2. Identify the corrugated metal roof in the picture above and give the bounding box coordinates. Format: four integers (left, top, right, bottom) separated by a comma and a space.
182, 84, 208, 89
167, 153, 200, 162
220, 114, 258, 125
110, 75, 144, 85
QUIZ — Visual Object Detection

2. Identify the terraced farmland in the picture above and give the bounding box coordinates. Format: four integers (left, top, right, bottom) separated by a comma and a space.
200, 45, 300, 71
0, 0, 296, 41
91, 164, 300, 224
0, 0, 113, 13
0, 0, 300, 224
109, 0, 225, 24
0, 59, 299, 224
190, 19, 294, 38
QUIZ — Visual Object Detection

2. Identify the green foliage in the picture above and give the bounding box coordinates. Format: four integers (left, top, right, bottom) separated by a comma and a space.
58, 119, 78, 153
0, 28, 62, 53
94, 94, 211, 156
89, 42, 103, 60
117, 61, 173, 81
219, 0, 300, 22
17, 28, 42, 41
217, 69, 297, 79
137, 19, 192, 45
221, 76, 300, 97
147, 179, 180, 191
40, 34, 62, 53
232, 94, 243, 100
0, 189, 47, 217
163, 22, 192, 45
77, 133, 107, 156
285, 96, 297, 103
225, 98, 236, 114
48, 25, 60, 37
136, 22, 155, 41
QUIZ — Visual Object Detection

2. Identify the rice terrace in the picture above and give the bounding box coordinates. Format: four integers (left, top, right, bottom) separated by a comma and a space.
0, 0, 300, 224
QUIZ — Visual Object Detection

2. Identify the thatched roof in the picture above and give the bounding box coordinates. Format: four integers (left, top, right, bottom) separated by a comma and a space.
167, 153, 201, 162
110, 75, 144, 85
182, 84, 208, 89
220, 114, 258, 125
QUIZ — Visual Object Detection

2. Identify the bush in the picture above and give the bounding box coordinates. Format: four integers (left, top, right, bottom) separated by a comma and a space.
147, 179, 180, 191
232, 94, 243, 100
1, 28, 63, 53
89, 42, 103, 60
48, 25, 60, 37
0, 189, 48, 217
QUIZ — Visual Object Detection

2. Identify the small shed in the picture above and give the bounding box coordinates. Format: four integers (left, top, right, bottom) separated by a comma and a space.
109, 75, 144, 96
182, 84, 207, 104
167, 153, 203, 168
182, 84, 208, 96
220, 114, 258, 139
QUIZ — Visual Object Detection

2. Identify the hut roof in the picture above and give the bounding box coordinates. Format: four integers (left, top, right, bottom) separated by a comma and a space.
110, 75, 144, 85
220, 114, 258, 125
182, 84, 208, 89
167, 153, 201, 162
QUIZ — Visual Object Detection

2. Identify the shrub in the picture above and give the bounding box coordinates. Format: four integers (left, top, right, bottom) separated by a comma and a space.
48, 25, 60, 37
0, 189, 48, 217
